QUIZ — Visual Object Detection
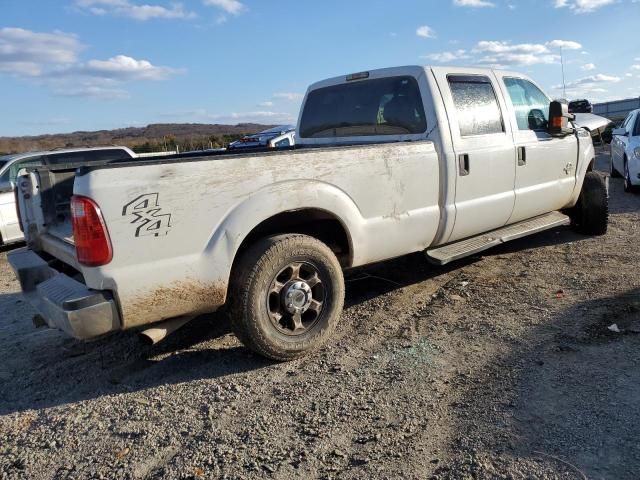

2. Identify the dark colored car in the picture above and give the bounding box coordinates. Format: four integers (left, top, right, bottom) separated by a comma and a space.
568, 99, 593, 114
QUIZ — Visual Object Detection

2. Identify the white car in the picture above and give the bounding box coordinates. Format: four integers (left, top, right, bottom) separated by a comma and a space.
610, 108, 640, 192
0, 147, 135, 246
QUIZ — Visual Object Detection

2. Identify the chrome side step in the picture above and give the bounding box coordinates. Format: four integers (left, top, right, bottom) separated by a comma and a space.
426, 211, 571, 266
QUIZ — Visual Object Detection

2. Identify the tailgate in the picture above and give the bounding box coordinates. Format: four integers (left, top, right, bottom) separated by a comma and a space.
17, 167, 78, 267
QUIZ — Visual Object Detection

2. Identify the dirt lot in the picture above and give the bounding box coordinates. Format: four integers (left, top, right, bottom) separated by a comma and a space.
1, 152, 639, 480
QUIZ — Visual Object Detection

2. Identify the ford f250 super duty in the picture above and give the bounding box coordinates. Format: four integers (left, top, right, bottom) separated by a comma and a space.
9, 65, 609, 361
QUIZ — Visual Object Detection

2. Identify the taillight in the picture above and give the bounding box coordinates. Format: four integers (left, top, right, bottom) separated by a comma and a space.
70, 196, 113, 266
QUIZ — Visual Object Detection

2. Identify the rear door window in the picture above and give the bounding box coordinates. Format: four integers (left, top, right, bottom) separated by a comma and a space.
503, 77, 550, 131
634, 114, 640, 137
447, 75, 504, 136
299, 76, 427, 138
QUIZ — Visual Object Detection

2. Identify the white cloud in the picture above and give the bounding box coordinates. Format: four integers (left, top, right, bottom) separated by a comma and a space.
54, 84, 129, 99
0, 27, 179, 99
202, 0, 246, 15
631, 64, 640, 70
74, 0, 196, 20
546, 39, 582, 50
273, 92, 304, 101
556, 73, 621, 89
416, 25, 436, 38
79, 55, 178, 80
453, 0, 495, 7
554, 0, 616, 13
423, 50, 470, 62
0, 27, 83, 76
581, 63, 596, 70
430, 38, 583, 67
258, 101, 274, 107
473, 41, 559, 66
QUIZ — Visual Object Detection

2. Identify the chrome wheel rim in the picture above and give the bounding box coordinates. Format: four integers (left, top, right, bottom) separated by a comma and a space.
266, 261, 325, 336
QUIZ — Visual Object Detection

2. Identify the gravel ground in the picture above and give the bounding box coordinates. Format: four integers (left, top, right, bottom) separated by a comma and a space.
1, 152, 639, 480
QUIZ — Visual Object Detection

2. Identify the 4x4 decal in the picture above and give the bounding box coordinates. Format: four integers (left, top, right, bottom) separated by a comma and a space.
122, 193, 172, 237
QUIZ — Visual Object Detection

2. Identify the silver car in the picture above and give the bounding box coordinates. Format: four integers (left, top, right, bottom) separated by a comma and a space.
610, 108, 640, 193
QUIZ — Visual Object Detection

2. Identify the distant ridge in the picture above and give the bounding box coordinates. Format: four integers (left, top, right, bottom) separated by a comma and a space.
0, 123, 275, 154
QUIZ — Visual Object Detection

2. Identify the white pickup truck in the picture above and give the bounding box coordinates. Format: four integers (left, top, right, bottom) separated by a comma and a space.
9, 66, 608, 361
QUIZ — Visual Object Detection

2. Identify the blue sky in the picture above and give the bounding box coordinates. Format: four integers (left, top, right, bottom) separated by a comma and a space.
1, 0, 639, 136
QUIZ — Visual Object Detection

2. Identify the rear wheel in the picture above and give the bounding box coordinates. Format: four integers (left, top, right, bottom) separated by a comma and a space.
572, 171, 608, 235
230, 234, 345, 361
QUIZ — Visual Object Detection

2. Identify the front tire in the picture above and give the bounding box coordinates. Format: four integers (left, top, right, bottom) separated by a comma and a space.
230, 234, 345, 361
572, 171, 608, 235
624, 157, 638, 193
610, 152, 621, 178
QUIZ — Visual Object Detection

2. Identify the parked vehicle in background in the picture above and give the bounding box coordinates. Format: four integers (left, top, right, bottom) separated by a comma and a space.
610, 108, 640, 192
0, 147, 135, 246
9, 66, 609, 361
569, 99, 593, 114
227, 125, 295, 150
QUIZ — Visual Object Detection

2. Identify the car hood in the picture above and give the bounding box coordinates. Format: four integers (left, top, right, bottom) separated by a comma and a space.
573, 113, 610, 132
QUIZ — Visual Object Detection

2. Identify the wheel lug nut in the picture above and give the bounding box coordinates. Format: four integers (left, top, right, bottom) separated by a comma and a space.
287, 293, 293, 298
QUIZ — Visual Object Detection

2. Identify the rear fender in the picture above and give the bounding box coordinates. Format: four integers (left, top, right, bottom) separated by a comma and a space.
202, 180, 364, 284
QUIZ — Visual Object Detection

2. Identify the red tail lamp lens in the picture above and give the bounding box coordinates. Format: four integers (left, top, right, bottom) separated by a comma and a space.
71, 196, 113, 266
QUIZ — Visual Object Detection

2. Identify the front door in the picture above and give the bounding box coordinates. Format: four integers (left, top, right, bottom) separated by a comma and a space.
496, 75, 578, 223
433, 68, 516, 243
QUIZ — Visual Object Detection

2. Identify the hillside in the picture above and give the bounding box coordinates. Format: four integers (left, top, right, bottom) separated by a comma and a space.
0, 123, 274, 154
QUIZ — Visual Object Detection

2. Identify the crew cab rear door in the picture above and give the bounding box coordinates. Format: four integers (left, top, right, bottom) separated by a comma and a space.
494, 72, 578, 223
432, 67, 516, 243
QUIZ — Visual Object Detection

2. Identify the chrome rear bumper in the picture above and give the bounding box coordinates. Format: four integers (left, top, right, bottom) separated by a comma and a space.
8, 248, 120, 339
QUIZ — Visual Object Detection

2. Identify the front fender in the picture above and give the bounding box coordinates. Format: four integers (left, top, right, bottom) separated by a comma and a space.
202, 179, 366, 284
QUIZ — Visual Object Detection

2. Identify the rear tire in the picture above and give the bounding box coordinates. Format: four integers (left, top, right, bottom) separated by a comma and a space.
229, 234, 345, 361
572, 171, 608, 235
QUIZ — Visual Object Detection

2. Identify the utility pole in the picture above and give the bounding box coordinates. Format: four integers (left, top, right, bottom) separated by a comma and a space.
560, 47, 567, 99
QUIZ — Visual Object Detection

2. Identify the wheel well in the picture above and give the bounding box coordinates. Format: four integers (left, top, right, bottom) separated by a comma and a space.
236, 209, 352, 267
587, 159, 595, 171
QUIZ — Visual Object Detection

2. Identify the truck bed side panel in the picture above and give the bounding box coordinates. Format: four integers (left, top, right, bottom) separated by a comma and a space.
75, 142, 441, 328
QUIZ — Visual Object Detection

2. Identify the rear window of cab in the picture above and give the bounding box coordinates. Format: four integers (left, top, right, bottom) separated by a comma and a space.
299, 76, 427, 138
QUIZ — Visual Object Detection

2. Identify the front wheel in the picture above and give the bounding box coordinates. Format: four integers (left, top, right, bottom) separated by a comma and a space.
610, 152, 621, 178
624, 157, 638, 193
229, 234, 345, 361
572, 171, 608, 235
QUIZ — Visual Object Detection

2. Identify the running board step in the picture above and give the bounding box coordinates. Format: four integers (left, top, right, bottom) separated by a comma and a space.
426, 211, 571, 266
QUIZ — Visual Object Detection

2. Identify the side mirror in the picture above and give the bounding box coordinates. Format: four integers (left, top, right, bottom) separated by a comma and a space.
612, 128, 628, 137
0, 181, 13, 194
548, 100, 575, 137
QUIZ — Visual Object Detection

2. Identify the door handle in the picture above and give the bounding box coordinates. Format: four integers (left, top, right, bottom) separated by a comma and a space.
458, 154, 470, 176
517, 146, 526, 166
